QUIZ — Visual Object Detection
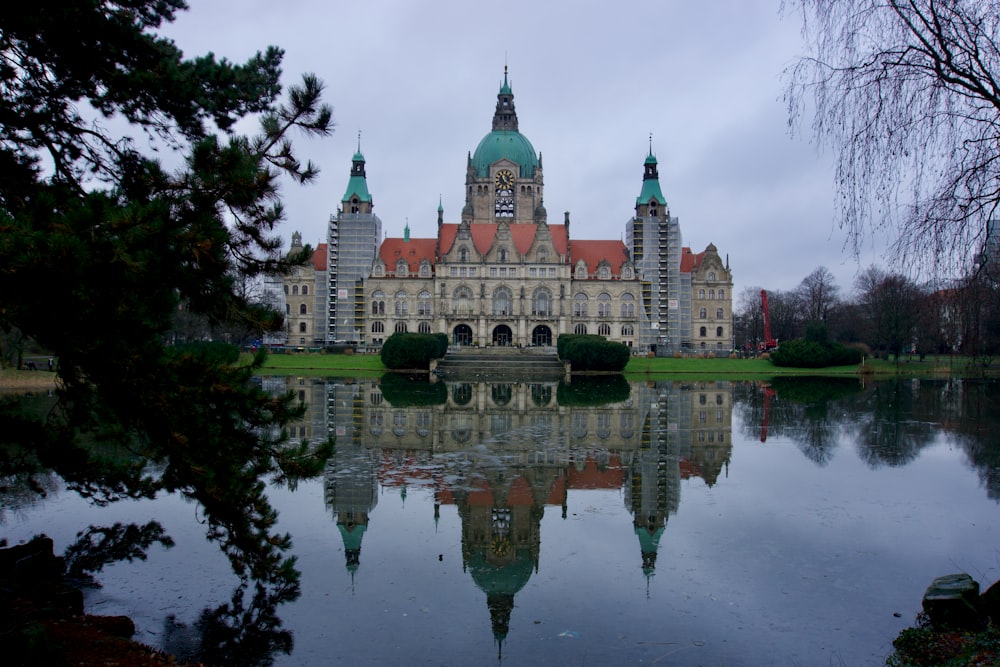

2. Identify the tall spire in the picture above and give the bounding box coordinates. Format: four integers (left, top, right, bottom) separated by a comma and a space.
492, 66, 518, 131
342, 133, 372, 210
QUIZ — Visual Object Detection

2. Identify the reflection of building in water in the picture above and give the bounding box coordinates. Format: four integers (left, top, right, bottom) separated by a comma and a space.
684, 381, 733, 486
321, 382, 377, 575
317, 377, 732, 646
258, 376, 328, 442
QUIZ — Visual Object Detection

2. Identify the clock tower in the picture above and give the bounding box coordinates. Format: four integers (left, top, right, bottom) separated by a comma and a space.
466, 68, 544, 225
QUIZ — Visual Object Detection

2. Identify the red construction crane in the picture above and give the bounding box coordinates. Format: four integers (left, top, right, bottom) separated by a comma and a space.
760, 289, 778, 352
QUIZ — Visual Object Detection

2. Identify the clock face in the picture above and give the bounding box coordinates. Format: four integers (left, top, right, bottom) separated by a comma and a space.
494, 169, 514, 190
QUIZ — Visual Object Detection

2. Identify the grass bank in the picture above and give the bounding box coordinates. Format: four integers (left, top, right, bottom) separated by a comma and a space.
0, 369, 57, 393
254, 351, 988, 379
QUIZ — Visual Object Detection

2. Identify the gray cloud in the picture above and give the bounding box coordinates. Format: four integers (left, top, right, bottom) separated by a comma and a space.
163, 0, 877, 294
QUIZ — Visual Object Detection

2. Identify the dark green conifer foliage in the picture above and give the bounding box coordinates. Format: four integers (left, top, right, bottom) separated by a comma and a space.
0, 0, 335, 639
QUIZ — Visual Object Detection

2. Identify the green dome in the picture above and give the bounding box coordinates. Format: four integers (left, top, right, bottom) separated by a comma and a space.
472, 130, 539, 178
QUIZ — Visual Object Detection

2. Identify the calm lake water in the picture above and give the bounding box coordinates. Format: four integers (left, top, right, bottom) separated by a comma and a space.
4, 376, 999, 666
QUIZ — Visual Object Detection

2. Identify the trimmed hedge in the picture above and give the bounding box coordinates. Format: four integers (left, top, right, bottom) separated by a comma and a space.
557, 334, 630, 372
770, 338, 864, 368
380, 332, 446, 369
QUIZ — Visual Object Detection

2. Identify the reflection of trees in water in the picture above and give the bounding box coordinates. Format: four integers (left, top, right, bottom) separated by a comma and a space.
732, 381, 854, 465
735, 379, 1000, 489
946, 382, 1000, 501
850, 381, 936, 467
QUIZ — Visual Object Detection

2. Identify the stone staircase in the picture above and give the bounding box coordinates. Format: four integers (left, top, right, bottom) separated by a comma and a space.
434, 346, 566, 380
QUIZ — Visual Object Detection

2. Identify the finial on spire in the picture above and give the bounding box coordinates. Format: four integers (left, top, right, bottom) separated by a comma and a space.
648, 132, 654, 155
357, 130, 362, 153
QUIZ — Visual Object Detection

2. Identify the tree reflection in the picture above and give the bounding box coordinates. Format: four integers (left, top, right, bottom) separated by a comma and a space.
63, 521, 174, 584
851, 381, 936, 468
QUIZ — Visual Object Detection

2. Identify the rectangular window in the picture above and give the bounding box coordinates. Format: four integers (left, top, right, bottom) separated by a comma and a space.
549, 268, 556, 277
530, 268, 537, 277
450, 267, 457, 277
460, 267, 467, 277
499, 268, 507, 277
470, 268, 477, 276
490, 268, 497, 277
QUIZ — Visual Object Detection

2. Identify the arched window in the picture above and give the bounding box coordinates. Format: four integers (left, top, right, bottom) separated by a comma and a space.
395, 322, 408, 333
394, 290, 408, 316
699, 326, 707, 337
574, 323, 588, 334
418, 290, 432, 316
292, 285, 299, 295
459, 247, 468, 262
620, 293, 635, 318
299, 304, 307, 315
597, 293, 612, 317
718, 289, 725, 299
532, 288, 551, 316
709, 289, 715, 300
699, 308, 707, 318
493, 286, 513, 316
717, 326, 724, 337
396, 259, 408, 278
454, 286, 473, 315
371, 321, 384, 333
299, 322, 307, 333
698, 289, 705, 299
283, 285, 288, 295
622, 265, 633, 280
573, 293, 588, 317
621, 324, 634, 336
598, 264, 610, 280
302, 285, 308, 296
598, 323, 611, 336
418, 322, 431, 333
716, 308, 724, 319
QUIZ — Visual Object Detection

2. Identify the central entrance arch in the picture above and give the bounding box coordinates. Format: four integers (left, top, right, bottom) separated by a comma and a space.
492, 324, 513, 346
531, 325, 552, 347
453, 324, 473, 346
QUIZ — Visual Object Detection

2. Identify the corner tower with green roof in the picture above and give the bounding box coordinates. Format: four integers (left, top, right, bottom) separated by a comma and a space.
328, 136, 381, 345
464, 67, 545, 225
626, 147, 688, 355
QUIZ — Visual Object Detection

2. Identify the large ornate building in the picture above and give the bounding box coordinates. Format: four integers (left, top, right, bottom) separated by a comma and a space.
320, 69, 733, 355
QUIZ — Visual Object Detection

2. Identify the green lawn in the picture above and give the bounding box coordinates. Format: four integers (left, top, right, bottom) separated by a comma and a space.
253, 351, 985, 379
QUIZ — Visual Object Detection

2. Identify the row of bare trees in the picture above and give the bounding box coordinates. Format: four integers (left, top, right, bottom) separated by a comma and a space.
735, 266, 1000, 360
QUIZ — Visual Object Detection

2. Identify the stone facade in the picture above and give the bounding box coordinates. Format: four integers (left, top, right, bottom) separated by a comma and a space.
323, 69, 732, 355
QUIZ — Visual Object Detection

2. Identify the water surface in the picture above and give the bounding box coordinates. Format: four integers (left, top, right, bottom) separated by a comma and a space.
4, 377, 998, 666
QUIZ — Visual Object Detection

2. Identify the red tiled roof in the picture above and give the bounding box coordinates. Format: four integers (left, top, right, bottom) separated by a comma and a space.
438, 223, 570, 259
311, 243, 327, 271
680, 246, 704, 274
571, 240, 629, 277
379, 237, 438, 274
565, 454, 624, 489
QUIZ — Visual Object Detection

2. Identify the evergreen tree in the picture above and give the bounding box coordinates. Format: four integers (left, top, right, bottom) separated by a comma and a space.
0, 0, 333, 612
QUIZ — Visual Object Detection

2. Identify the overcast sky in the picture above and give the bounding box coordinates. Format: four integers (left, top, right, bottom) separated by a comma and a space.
164, 0, 890, 299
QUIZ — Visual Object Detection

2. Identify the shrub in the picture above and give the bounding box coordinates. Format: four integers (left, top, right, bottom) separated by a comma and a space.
380, 333, 445, 369
558, 334, 630, 372
770, 338, 864, 368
